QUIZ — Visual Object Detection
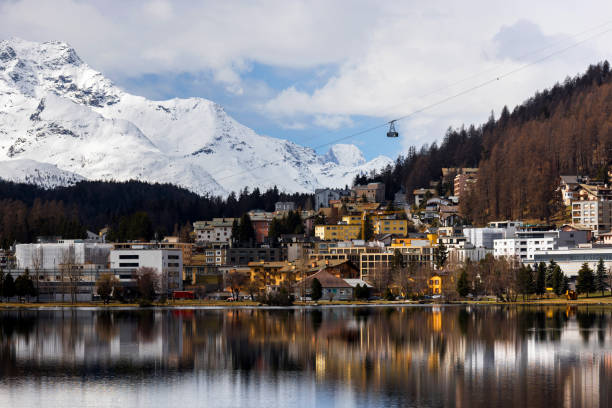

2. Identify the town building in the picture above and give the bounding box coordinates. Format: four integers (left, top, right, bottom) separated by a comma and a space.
494, 228, 589, 261
274, 201, 295, 212
531, 246, 612, 275
571, 199, 612, 236
109, 247, 183, 292
352, 182, 385, 203
372, 217, 408, 236
314, 188, 351, 210
247, 261, 301, 291
15, 242, 112, 270
224, 247, 286, 266
193, 218, 235, 244
413, 188, 436, 207
314, 224, 361, 241
463, 227, 507, 249
248, 210, 274, 243
295, 269, 353, 300
279, 234, 314, 262
453, 168, 478, 200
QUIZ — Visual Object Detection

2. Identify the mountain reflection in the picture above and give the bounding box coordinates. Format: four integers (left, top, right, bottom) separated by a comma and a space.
0, 306, 610, 407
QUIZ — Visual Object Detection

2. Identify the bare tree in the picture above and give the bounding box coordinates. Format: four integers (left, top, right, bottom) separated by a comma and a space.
31, 245, 43, 302
96, 273, 120, 304
368, 263, 391, 295
134, 267, 160, 301
60, 245, 81, 303
394, 265, 414, 298
225, 270, 248, 300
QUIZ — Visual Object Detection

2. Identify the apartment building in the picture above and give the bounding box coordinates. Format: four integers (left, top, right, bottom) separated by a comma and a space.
494, 229, 589, 261
453, 168, 478, 200
109, 248, 183, 292
315, 224, 361, 241
193, 218, 235, 244
373, 218, 408, 236
571, 200, 612, 236
352, 182, 385, 203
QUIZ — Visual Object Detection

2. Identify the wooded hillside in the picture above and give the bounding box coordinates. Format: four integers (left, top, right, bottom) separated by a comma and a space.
364, 61, 612, 224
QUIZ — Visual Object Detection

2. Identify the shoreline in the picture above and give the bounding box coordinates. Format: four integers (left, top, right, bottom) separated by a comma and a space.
2, 297, 612, 309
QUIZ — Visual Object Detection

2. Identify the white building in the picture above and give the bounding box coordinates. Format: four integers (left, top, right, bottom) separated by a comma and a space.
109, 248, 183, 292
193, 218, 235, 244
463, 227, 507, 249
531, 246, 612, 275
314, 188, 351, 210
494, 231, 558, 261
15, 242, 112, 270
571, 200, 612, 236
494, 229, 590, 261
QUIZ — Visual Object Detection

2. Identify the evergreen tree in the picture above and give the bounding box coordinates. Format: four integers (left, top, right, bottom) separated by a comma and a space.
595, 258, 607, 296
237, 213, 255, 246
551, 266, 566, 296
231, 219, 240, 245
311, 278, 322, 301
456, 270, 470, 297
546, 260, 559, 288
576, 263, 595, 297
535, 262, 546, 297
2, 273, 15, 300
517, 265, 535, 301
359, 214, 374, 241
434, 240, 448, 270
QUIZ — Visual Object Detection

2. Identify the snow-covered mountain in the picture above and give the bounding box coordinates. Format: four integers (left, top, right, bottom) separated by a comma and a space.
0, 38, 392, 196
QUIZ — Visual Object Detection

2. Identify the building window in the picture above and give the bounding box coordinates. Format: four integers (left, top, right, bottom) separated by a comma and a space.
119, 254, 138, 259
119, 262, 139, 267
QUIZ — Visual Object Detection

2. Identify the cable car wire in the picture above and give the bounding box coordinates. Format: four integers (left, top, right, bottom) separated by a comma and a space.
203, 23, 612, 189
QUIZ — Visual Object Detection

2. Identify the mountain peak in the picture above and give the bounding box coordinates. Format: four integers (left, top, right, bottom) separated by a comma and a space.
1, 38, 83, 68
0, 38, 391, 196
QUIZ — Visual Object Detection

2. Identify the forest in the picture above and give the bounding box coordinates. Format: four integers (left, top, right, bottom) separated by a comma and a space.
362, 60, 612, 223
0, 180, 312, 248
1, 61, 611, 246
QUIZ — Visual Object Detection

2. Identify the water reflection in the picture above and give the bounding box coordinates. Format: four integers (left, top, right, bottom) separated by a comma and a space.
0, 306, 610, 407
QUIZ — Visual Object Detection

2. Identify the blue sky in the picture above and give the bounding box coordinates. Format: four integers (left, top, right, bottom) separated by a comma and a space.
2, 0, 612, 161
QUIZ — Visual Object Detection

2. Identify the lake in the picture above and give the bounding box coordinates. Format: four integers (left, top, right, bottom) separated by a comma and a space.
0, 305, 610, 407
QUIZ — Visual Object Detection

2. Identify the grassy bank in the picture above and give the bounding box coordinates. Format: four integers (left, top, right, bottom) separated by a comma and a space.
2, 294, 612, 308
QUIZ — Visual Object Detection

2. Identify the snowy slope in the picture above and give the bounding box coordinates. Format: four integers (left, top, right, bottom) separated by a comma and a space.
0, 38, 392, 195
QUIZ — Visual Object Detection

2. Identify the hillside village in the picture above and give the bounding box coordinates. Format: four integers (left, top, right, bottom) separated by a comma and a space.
1, 166, 611, 304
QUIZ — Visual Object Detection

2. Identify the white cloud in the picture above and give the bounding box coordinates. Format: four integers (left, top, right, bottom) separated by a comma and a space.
1, 0, 612, 149
313, 114, 353, 130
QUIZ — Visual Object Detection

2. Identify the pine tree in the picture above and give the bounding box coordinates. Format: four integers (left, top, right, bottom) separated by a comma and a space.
517, 265, 535, 301
311, 278, 322, 301
576, 263, 595, 297
551, 266, 565, 296
535, 262, 546, 298
434, 240, 448, 270
456, 270, 470, 297
595, 258, 607, 296
2, 273, 15, 300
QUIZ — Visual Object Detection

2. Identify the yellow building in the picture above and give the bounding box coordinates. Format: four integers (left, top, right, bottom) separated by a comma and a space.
428, 275, 443, 294
314, 224, 361, 241
248, 261, 303, 290
373, 218, 408, 236
341, 215, 362, 225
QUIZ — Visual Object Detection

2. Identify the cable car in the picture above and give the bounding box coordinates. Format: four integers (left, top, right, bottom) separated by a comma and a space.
387, 120, 398, 137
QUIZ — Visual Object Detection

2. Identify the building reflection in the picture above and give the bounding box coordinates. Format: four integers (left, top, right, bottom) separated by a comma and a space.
0, 306, 610, 406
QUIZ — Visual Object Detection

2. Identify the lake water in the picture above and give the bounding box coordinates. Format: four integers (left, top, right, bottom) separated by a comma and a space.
0, 305, 610, 407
